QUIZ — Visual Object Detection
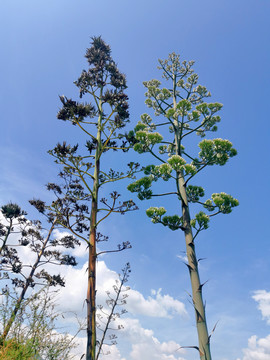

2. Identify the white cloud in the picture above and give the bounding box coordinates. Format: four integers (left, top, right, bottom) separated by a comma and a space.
56, 260, 187, 320
69, 317, 187, 360
54, 261, 188, 359
1, 213, 187, 320
121, 318, 186, 360
252, 290, 270, 324
99, 344, 126, 360
1, 222, 188, 360
95, 261, 187, 319
126, 288, 187, 318
236, 291, 270, 360
237, 334, 270, 360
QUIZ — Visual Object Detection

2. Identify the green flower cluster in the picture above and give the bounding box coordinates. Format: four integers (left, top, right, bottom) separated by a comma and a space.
187, 110, 200, 122
168, 155, 197, 175
143, 79, 162, 98
176, 99, 192, 116
199, 138, 237, 165
144, 163, 172, 181
196, 102, 223, 115
143, 81, 171, 102
127, 177, 153, 200
168, 155, 186, 169
133, 130, 163, 153
165, 99, 192, 118
190, 211, 210, 230
146, 206, 167, 223
162, 215, 183, 230
186, 185, 205, 202
146, 207, 183, 230
134, 121, 148, 132
204, 193, 239, 214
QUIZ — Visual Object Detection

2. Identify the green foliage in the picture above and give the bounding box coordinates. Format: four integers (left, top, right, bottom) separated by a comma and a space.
144, 164, 172, 181
0, 287, 77, 360
138, 131, 162, 144
0, 338, 35, 360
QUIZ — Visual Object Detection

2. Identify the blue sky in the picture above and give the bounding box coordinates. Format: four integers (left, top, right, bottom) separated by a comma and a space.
1, 1, 270, 359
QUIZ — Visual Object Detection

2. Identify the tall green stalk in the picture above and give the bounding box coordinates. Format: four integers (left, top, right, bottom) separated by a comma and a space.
128, 53, 239, 359
172, 73, 210, 359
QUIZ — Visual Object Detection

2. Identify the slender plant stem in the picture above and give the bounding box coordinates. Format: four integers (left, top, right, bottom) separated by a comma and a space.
172, 74, 211, 360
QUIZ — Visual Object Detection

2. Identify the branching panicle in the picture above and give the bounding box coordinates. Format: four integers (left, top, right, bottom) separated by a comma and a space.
128, 53, 239, 360
50, 37, 138, 360
96, 263, 131, 360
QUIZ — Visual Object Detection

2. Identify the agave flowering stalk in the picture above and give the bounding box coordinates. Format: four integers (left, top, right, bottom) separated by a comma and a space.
128, 53, 239, 360
49, 37, 138, 360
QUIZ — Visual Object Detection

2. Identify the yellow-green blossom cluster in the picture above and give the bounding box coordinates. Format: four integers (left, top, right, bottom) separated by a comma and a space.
137, 114, 156, 130
134, 130, 163, 153
168, 155, 197, 175
156, 163, 172, 180
127, 177, 153, 200
168, 155, 186, 170
199, 138, 237, 166
162, 215, 183, 230
146, 206, 167, 223
134, 121, 148, 132
186, 185, 205, 202
146, 207, 183, 230
143, 163, 172, 181
176, 99, 192, 116
196, 102, 223, 116
203, 192, 239, 214
190, 211, 210, 230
